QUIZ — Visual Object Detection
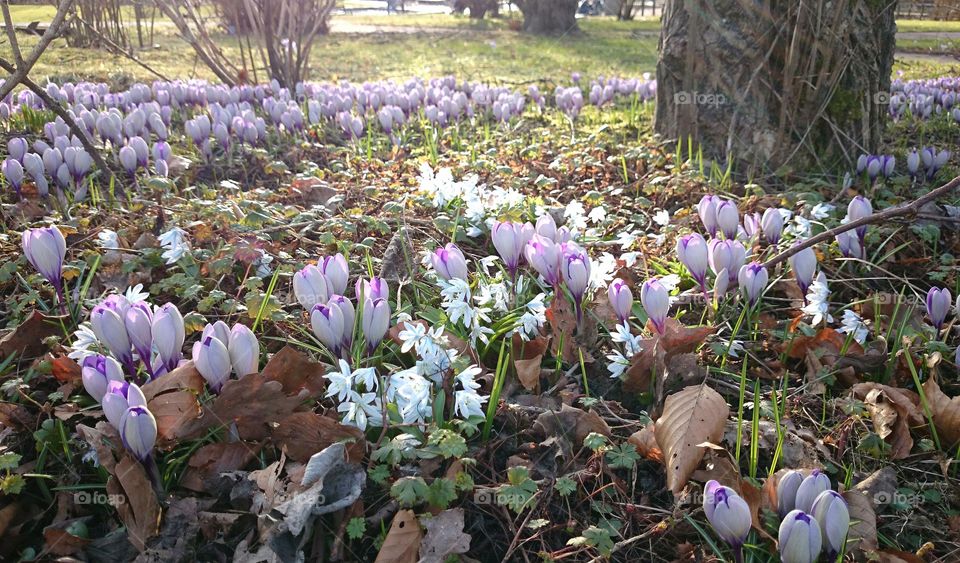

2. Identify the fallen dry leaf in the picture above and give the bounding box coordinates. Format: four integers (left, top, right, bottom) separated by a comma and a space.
43, 519, 91, 556
628, 424, 663, 463
851, 383, 923, 459
922, 377, 960, 450
623, 318, 714, 393
260, 345, 328, 398
106, 454, 161, 551
141, 362, 204, 447
546, 295, 596, 364
0, 310, 64, 360
843, 489, 879, 554
655, 384, 730, 495
271, 411, 365, 463
180, 442, 261, 492
185, 375, 302, 441
50, 355, 81, 383
533, 403, 611, 448
374, 509, 421, 563
419, 508, 471, 563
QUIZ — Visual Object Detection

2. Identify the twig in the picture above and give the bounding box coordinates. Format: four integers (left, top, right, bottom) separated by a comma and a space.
0, 0, 76, 102
74, 16, 170, 81
587, 521, 663, 563
762, 174, 960, 269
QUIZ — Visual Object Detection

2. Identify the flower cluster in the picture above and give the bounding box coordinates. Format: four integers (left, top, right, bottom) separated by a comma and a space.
775, 470, 850, 563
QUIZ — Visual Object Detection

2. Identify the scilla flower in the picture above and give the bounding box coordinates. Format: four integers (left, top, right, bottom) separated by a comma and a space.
779, 510, 822, 563
702, 480, 751, 562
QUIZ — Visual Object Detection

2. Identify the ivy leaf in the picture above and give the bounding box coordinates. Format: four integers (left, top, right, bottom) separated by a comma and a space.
605, 443, 641, 469
346, 517, 366, 540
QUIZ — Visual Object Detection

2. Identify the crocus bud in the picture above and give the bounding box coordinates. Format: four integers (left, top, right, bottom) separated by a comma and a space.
607, 278, 633, 324
789, 246, 818, 296
318, 254, 349, 295
738, 262, 768, 306
228, 323, 259, 377
293, 264, 329, 311
124, 302, 154, 364
794, 469, 831, 513
431, 243, 469, 281
91, 296, 133, 366
22, 226, 66, 289
713, 269, 729, 304
709, 239, 744, 283
847, 196, 872, 240
492, 221, 534, 275
716, 200, 740, 240
810, 490, 850, 559
742, 212, 760, 240
362, 297, 390, 353
702, 481, 751, 549
152, 303, 185, 372
836, 230, 862, 259
81, 354, 124, 403
3, 158, 24, 196
882, 155, 896, 178
356, 276, 389, 302
201, 321, 231, 348
193, 335, 232, 393
311, 302, 345, 356
561, 243, 591, 302
778, 510, 822, 563
640, 278, 670, 334
776, 470, 804, 518
524, 235, 563, 287
119, 405, 157, 462
926, 287, 952, 330
535, 213, 557, 241
907, 150, 920, 177
102, 381, 147, 429
866, 156, 882, 182
119, 145, 138, 174
7, 137, 27, 161
676, 233, 709, 290
761, 208, 784, 245
697, 195, 719, 237
329, 295, 356, 350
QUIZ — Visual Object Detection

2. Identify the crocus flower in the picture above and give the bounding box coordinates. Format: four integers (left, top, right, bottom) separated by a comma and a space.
789, 246, 818, 298
926, 287, 952, 330
742, 212, 760, 240
362, 297, 390, 354
716, 200, 740, 240
881, 155, 896, 179
492, 221, 534, 277
194, 334, 232, 393
228, 323, 259, 376
776, 470, 804, 518
847, 196, 872, 243
835, 230, 862, 259
81, 354, 125, 403
3, 158, 24, 197
676, 233, 709, 294
795, 469, 831, 513
431, 243, 469, 281
535, 213, 558, 241
810, 490, 850, 559
761, 208, 783, 245
702, 481, 751, 560
119, 405, 157, 463
329, 295, 356, 351
124, 302, 154, 374
561, 242, 591, 321
907, 150, 920, 178
293, 265, 330, 311
640, 278, 670, 334
356, 276, 389, 302
91, 296, 134, 368
319, 254, 349, 295
22, 226, 67, 307
607, 278, 633, 324
102, 380, 147, 430
311, 302, 346, 357
738, 262, 768, 307
709, 239, 745, 284
152, 303, 185, 373
866, 156, 882, 182
525, 234, 563, 287
778, 510, 822, 563
119, 145, 138, 175
697, 195, 720, 237
7, 137, 27, 161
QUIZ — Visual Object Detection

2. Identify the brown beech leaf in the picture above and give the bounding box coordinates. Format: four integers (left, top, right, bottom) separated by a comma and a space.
851, 383, 923, 459
784, 327, 865, 361
546, 296, 596, 364
141, 362, 204, 446
260, 345, 328, 398
180, 442, 261, 492
514, 356, 543, 392
419, 508, 471, 563
271, 412, 365, 463
655, 384, 730, 495
533, 403, 611, 448
842, 489, 879, 554
78, 422, 123, 474
0, 310, 64, 360
922, 378, 960, 449
50, 355, 81, 383
623, 318, 714, 393
106, 454, 161, 552
627, 424, 663, 462
374, 509, 421, 563
187, 376, 303, 441
43, 520, 91, 556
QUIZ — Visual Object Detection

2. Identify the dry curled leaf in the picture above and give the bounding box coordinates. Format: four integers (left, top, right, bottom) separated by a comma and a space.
546, 296, 596, 364
186, 375, 303, 441
655, 384, 730, 495
628, 424, 663, 463
0, 310, 64, 360
623, 318, 714, 393
843, 489, 879, 554
922, 378, 960, 450
419, 508, 471, 563
271, 411, 365, 463
260, 345, 328, 398
532, 403, 611, 448
107, 455, 161, 552
851, 383, 923, 459
374, 509, 421, 563
180, 442, 261, 493
141, 362, 204, 447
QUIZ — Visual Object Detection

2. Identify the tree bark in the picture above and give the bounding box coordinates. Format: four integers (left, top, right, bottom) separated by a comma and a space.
514, 0, 578, 34
654, 0, 897, 177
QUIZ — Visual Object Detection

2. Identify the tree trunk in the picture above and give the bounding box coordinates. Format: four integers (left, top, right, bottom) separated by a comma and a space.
654, 0, 897, 177
514, 0, 578, 34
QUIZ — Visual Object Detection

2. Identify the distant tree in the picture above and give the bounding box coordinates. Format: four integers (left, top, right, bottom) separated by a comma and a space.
617, 0, 637, 20
512, 0, 578, 34
451, 0, 499, 19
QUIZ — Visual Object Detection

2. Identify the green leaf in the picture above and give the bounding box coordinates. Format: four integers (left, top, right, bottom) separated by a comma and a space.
426, 478, 458, 510
583, 432, 608, 452
605, 443, 641, 469
346, 517, 366, 540
391, 476, 428, 506
555, 476, 577, 497
0, 453, 21, 471
0, 474, 25, 495
369, 464, 391, 485
581, 526, 615, 556
424, 429, 467, 459
497, 467, 537, 513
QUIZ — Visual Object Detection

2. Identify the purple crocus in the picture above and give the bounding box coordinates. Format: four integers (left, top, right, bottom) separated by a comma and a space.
607, 278, 633, 324
640, 278, 670, 334
738, 262, 768, 307
778, 511, 822, 563
703, 480, 751, 563
926, 287, 952, 330
676, 233, 709, 295
22, 226, 67, 310
561, 242, 591, 324
430, 243, 469, 281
